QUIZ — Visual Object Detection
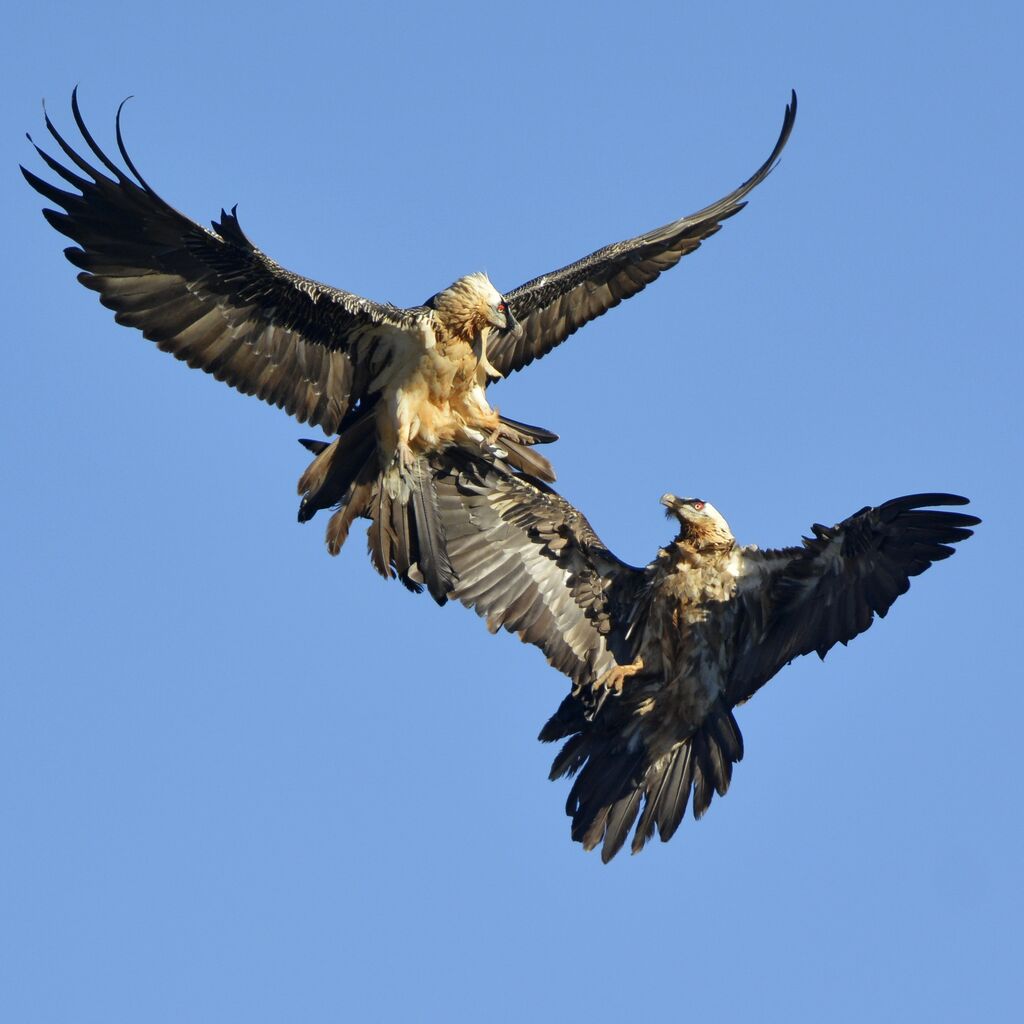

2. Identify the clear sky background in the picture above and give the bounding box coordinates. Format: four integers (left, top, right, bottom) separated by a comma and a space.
2, 3, 1020, 1021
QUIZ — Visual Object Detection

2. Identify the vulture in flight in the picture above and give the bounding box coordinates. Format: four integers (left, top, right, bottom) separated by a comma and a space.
430, 452, 978, 860
23, 90, 796, 600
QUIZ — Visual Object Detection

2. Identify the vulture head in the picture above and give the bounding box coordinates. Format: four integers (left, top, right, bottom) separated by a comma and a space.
427, 272, 517, 336
661, 494, 735, 551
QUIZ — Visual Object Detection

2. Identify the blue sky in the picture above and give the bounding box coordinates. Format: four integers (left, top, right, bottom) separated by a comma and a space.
2, 2, 1021, 1021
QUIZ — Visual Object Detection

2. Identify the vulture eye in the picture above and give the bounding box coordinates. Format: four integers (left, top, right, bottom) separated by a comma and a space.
497, 301, 507, 312
693, 501, 705, 511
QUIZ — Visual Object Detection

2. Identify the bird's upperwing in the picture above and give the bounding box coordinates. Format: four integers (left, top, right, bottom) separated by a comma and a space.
23, 90, 424, 436
432, 452, 646, 691
728, 493, 980, 705
486, 91, 797, 380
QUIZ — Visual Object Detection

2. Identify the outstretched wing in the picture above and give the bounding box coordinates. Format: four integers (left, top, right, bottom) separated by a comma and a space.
432, 452, 646, 691
22, 90, 423, 436
487, 91, 797, 379
729, 493, 980, 705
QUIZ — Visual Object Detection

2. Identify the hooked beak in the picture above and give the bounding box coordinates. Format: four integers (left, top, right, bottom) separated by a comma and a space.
501, 304, 518, 333
661, 493, 682, 520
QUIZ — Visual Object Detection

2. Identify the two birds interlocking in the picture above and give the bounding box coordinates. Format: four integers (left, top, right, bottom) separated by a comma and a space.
25, 90, 979, 861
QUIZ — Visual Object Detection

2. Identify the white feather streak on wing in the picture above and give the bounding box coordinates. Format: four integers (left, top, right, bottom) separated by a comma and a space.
451, 523, 605, 667
721, 547, 747, 582
443, 495, 615, 682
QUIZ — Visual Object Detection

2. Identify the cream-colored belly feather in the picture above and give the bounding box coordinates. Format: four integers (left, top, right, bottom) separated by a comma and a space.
386, 336, 499, 459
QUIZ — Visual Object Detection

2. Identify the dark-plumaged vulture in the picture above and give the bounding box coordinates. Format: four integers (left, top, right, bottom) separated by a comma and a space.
431, 452, 978, 860
23, 90, 796, 600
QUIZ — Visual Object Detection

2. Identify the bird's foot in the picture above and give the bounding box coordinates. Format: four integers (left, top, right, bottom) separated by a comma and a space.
480, 408, 504, 448
594, 656, 644, 695
395, 442, 415, 474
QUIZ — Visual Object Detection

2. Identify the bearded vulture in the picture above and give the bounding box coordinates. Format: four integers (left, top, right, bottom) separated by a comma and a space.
23, 90, 796, 600
430, 453, 978, 860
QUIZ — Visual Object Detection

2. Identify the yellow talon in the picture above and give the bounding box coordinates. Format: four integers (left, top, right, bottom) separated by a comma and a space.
595, 656, 644, 694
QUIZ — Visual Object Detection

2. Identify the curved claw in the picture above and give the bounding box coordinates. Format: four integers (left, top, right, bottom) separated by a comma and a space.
594, 656, 645, 695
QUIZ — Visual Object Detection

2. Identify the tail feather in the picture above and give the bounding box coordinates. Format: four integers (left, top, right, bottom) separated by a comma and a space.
497, 437, 556, 482
490, 415, 557, 482
326, 480, 374, 555
296, 442, 342, 522
599, 788, 644, 863
360, 464, 454, 603
297, 417, 453, 602
297, 412, 377, 524
409, 471, 455, 604
366, 485, 393, 580
632, 745, 684, 851
706, 706, 744, 795
389, 481, 415, 583
690, 729, 716, 819
568, 745, 644, 845
548, 733, 588, 780
546, 698, 744, 861
495, 414, 559, 446
649, 742, 695, 843
538, 693, 578, 744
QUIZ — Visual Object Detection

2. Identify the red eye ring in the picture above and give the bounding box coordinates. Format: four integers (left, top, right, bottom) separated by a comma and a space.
497, 301, 506, 312
693, 501, 705, 511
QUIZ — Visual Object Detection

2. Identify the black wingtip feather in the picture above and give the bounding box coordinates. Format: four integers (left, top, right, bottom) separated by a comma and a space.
297, 438, 331, 455
113, 95, 152, 193
70, 87, 126, 182
212, 205, 256, 250
41, 207, 76, 241
42, 103, 99, 183
20, 164, 73, 207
